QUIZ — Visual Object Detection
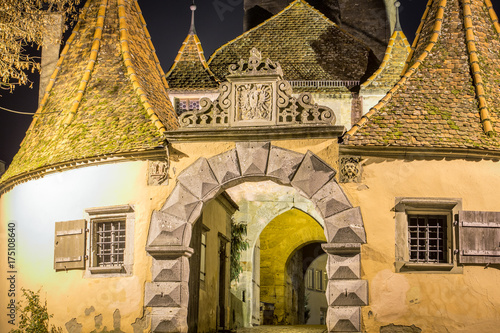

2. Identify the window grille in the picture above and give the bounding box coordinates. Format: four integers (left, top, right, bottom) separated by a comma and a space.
95, 221, 125, 266
408, 215, 447, 263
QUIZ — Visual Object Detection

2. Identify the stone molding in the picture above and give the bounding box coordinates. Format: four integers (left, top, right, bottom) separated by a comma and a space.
146, 142, 367, 332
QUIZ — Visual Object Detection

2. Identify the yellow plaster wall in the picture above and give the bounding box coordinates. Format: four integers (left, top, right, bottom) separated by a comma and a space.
196, 197, 233, 332
259, 208, 326, 324
0, 161, 172, 332
341, 157, 500, 332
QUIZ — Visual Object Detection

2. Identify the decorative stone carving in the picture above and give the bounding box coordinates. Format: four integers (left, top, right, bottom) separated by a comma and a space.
179, 49, 336, 128
339, 156, 362, 183
149, 160, 169, 186
236, 83, 273, 121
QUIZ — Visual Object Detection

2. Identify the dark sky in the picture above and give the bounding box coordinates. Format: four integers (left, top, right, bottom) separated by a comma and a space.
0, 0, 498, 166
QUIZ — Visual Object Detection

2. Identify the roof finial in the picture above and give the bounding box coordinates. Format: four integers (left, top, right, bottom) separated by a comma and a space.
394, 1, 402, 32
189, 0, 197, 35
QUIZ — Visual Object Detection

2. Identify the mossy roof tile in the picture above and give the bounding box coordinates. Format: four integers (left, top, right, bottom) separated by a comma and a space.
1, 0, 178, 185
208, 0, 378, 83
345, 0, 500, 151
166, 33, 219, 91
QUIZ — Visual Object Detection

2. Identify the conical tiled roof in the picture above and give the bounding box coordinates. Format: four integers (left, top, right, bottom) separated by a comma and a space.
208, 0, 379, 83
344, 0, 500, 152
1, 0, 178, 188
360, 4, 410, 92
165, 4, 218, 91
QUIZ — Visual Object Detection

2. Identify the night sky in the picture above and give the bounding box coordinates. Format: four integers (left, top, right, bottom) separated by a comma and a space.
0, 0, 498, 166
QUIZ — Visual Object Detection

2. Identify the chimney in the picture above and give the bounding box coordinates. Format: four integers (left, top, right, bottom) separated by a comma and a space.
39, 13, 64, 107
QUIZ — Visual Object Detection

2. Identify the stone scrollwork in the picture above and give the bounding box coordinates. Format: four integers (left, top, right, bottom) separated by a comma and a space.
179, 83, 230, 127
229, 47, 283, 76
179, 48, 336, 128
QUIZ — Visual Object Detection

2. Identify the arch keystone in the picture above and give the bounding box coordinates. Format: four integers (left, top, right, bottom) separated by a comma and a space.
236, 142, 270, 176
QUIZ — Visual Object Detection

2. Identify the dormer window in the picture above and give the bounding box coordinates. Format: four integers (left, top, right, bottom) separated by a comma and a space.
176, 98, 200, 115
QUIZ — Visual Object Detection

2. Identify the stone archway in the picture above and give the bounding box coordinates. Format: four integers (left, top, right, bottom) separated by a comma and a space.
145, 142, 367, 333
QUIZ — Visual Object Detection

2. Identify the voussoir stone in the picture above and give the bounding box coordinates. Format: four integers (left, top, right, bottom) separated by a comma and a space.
208, 149, 241, 185
312, 180, 352, 219
161, 184, 202, 223
291, 150, 336, 198
266, 146, 304, 185
176, 158, 219, 200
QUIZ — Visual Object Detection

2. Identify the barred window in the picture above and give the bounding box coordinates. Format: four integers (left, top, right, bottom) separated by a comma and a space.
95, 220, 126, 266
408, 215, 447, 263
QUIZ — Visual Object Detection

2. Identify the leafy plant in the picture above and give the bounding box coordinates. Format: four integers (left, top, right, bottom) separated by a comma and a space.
230, 219, 249, 282
9, 288, 62, 333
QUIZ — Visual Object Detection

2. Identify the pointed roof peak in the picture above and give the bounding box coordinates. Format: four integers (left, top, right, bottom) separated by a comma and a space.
189, 1, 197, 35
166, 2, 218, 91
394, 1, 402, 32
345, 0, 500, 152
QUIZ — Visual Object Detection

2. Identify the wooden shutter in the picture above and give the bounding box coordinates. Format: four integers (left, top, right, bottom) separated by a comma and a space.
54, 220, 86, 270
458, 211, 500, 264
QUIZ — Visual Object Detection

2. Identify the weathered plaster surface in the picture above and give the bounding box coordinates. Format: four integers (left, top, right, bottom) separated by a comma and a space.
0, 161, 170, 332
341, 157, 500, 332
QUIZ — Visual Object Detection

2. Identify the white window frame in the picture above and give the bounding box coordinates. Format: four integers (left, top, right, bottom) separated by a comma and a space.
85, 205, 134, 277
395, 198, 462, 273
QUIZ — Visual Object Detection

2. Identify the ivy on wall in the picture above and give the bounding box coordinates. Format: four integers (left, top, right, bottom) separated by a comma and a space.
230, 219, 249, 282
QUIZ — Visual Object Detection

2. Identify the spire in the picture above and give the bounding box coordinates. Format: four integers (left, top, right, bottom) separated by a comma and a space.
165, 0, 218, 90
394, 1, 402, 32
189, 1, 196, 35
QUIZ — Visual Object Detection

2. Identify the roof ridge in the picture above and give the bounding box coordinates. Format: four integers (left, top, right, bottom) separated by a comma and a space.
26, 0, 92, 134
208, 0, 347, 65
486, 0, 500, 33
345, 0, 447, 138
117, 0, 167, 134
360, 30, 410, 88
63, 0, 107, 126
402, 0, 434, 74
463, 0, 494, 136
134, 0, 171, 91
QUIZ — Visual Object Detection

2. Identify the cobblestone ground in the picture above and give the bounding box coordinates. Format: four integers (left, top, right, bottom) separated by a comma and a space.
237, 325, 327, 332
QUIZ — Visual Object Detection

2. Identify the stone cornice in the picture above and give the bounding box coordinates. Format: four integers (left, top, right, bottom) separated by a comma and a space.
0, 148, 167, 195
339, 145, 500, 161
165, 125, 345, 143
